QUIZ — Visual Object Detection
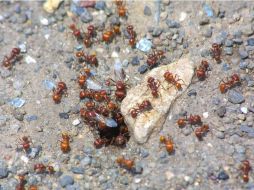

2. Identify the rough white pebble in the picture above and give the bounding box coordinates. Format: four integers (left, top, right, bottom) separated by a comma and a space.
240, 107, 248, 114
25, 55, 37, 64
203, 112, 209, 118
72, 119, 81, 126
179, 12, 187, 21
21, 155, 29, 163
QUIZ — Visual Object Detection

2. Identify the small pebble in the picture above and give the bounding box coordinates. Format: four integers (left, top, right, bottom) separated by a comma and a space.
217, 171, 229, 180
25, 55, 36, 64
43, 80, 56, 90
247, 38, 254, 46
203, 3, 214, 17
144, 5, 152, 16
71, 167, 85, 174
9, 98, 26, 108
239, 49, 248, 59
13, 110, 24, 121
138, 64, 148, 74
187, 89, 197, 96
224, 47, 233, 55
18, 43, 27, 53
217, 106, 226, 117
136, 38, 152, 52
166, 19, 180, 28
59, 175, 74, 188
81, 156, 92, 166
25, 115, 38, 122
215, 131, 225, 139
80, 8, 93, 23
95, 1, 106, 10
152, 27, 162, 37
228, 90, 245, 104
240, 107, 248, 114
199, 17, 209, 25
40, 17, 49, 26
203, 112, 209, 118
179, 12, 187, 21
72, 119, 81, 126
59, 112, 69, 119
131, 56, 140, 66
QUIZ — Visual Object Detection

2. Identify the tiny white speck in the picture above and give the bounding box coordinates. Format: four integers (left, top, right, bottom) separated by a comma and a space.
203, 112, 209, 118
111, 51, 119, 58
25, 55, 36, 64
240, 107, 248, 114
40, 17, 49, 26
72, 119, 81, 126
179, 12, 187, 21
21, 155, 29, 163
44, 34, 50, 39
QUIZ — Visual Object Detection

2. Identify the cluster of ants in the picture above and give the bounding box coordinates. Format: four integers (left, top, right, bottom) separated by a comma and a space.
177, 114, 210, 140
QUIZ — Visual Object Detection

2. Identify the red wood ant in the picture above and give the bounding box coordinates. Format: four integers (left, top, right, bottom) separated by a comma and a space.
80, 108, 97, 126
194, 124, 210, 140
83, 25, 96, 48
2, 47, 21, 69
102, 26, 120, 43
147, 77, 161, 98
177, 114, 202, 127
164, 71, 184, 90
60, 132, 70, 153
69, 23, 82, 40
126, 25, 136, 47
16, 174, 26, 190
28, 185, 38, 190
78, 73, 87, 88
159, 135, 174, 154
80, 89, 94, 99
146, 50, 165, 69
93, 138, 110, 149
34, 163, 54, 174
196, 60, 210, 80
75, 51, 98, 66
211, 43, 221, 63
19, 136, 32, 152
219, 73, 241, 93
52, 81, 67, 104
129, 100, 152, 118
106, 79, 128, 101
116, 156, 135, 170
240, 160, 251, 183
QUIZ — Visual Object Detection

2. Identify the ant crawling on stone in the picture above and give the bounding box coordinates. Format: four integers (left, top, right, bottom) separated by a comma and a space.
211, 43, 222, 63
147, 77, 162, 98
164, 71, 185, 90
129, 100, 152, 118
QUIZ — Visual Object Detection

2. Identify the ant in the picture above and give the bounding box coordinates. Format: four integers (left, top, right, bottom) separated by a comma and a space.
80, 108, 97, 126
115, 0, 127, 17
75, 51, 98, 66
219, 73, 241, 93
126, 25, 136, 48
52, 81, 67, 104
129, 100, 152, 118
146, 50, 165, 69
106, 79, 128, 101
164, 71, 184, 90
93, 138, 110, 149
194, 124, 210, 140
80, 89, 94, 99
147, 77, 161, 98
116, 156, 135, 170
196, 60, 210, 81
69, 23, 82, 40
16, 174, 26, 190
102, 26, 120, 44
2, 47, 21, 69
240, 160, 251, 183
211, 43, 222, 63
159, 135, 174, 154
60, 132, 70, 153
18, 136, 32, 152
83, 25, 96, 48
28, 185, 38, 190
34, 163, 54, 174
78, 73, 87, 88
177, 114, 202, 127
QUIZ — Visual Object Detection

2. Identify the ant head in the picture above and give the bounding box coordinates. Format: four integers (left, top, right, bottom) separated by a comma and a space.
160, 136, 166, 143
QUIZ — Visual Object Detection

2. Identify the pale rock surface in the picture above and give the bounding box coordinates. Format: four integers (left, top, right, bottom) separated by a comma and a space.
121, 57, 194, 143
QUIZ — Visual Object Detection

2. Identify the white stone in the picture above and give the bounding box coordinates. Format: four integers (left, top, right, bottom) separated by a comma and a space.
121, 58, 194, 143
25, 55, 37, 64
111, 51, 119, 58
165, 171, 175, 180
44, 34, 50, 39
203, 112, 209, 119
240, 107, 248, 114
179, 12, 187, 21
40, 17, 49, 26
21, 155, 29, 163
72, 119, 81, 126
